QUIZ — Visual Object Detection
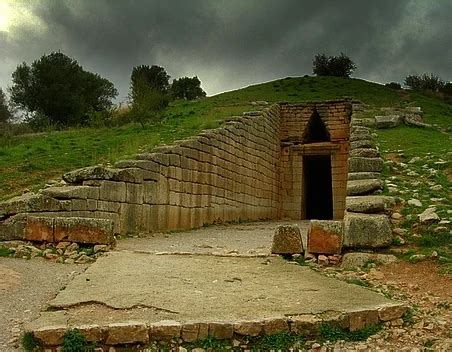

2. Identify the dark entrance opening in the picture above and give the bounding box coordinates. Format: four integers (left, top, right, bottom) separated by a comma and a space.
304, 155, 333, 220
303, 110, 330, 143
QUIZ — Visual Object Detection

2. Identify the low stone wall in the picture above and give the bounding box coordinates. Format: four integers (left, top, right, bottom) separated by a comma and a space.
27, 303, 406, 350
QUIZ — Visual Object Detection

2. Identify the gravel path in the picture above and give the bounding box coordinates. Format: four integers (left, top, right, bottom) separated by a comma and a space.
0, 257, 87, 351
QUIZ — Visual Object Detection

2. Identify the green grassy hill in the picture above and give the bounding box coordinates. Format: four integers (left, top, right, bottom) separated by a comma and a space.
1, 76, 451, 200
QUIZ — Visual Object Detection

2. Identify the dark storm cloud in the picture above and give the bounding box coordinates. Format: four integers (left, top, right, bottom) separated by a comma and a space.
1, 0, 451, 101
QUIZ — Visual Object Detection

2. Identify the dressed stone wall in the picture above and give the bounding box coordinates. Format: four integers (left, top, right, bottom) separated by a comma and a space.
0, 101, 351, 243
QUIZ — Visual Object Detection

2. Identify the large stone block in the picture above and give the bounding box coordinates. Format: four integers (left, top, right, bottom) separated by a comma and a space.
375, 115, 401, 129
63, 165, 143, 184
99, 180, 126, 202
0, 193, 69, 218
346, 196, 386, 213
105, 321, 149, 345
271, 224, 303, 254
149, 320, 181, 341
308, 220, 343, 254
42, 186, 99, 200
25, 216, 54, 242
54, 217, 114, 244
348, 309, 379, 331
347, 179, 383, 196
350, 148, 379, 158
348, 172, 381, 181
343, 213, 392, 248
348, 157, 384, 173
0, 215, 26, 241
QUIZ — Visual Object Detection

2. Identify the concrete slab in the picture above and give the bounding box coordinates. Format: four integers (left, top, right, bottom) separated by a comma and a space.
49, 251, 394, 322
117, 221, 310, 257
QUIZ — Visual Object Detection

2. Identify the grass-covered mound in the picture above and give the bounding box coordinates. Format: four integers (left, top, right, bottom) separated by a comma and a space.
1, 76, 450, 200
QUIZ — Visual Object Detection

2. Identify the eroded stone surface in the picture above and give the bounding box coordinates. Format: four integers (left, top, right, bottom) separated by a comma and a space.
308, 220, 343, 254
343, 213, 392, 248
347, 179, 383, 196
271, 224, 303, 254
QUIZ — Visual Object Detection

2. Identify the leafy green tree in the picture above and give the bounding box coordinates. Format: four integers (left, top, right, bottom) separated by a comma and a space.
171, 76, 206, 100
404, 73, 445, 92
130, 65, 170, 103
9, 52, 117, 126
0, 88, 12, 124
312, 53, 356, 78
128, 65, 171, 126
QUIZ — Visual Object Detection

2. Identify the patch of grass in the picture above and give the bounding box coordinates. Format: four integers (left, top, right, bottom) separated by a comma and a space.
61, 329, 94, 352
0, 247, 14, 257
319, 323, 382, 343
21, 332, 41, 351
249, 332, 306, 351
345, 278, 370, 287
184, 335, 229, 351
402, 307, 415, 326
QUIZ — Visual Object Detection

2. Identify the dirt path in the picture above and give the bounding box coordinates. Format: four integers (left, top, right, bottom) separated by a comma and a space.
0, 258, 87, 351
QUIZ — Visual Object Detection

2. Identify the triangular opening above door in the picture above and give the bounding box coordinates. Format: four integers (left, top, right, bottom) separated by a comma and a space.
302, 109, 330, 143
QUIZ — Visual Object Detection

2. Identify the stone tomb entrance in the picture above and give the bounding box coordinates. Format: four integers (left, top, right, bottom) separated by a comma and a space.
279, 102, 350, 221
303, 155, 333, 220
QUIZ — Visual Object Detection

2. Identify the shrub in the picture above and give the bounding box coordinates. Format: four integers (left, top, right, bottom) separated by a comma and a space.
404, 73, 445, 92
62, 329, 88, 352
385, 82, 402, 90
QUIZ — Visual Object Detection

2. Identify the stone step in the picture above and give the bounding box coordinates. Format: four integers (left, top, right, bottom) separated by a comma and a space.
348, 172, 381, 181
350, 148, 380, 158
347, 179, 383, 196
24, 252, 406, 349
346, 196, 393, 213
348, 157, 384, 173
350, 139, 375, 150
25, 303, 406, 348
343, 213, 392, 248
24, 216, 115, 244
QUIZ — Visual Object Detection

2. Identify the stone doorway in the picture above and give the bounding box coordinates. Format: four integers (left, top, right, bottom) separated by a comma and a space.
303, 155, 333, 220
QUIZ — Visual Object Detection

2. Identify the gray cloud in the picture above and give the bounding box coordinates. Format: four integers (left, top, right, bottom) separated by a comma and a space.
1, 0, 451, 102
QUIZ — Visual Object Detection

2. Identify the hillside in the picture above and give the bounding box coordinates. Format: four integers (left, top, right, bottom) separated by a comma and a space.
0, 76, 451, 200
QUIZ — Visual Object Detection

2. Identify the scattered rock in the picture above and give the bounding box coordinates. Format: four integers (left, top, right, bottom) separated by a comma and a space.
391, 213, 403, 220
317, 255, 329, 265
409, 254, 426, 263
418, 208, 440, 224
375, 115, 401, 129
407, 199, 422, 207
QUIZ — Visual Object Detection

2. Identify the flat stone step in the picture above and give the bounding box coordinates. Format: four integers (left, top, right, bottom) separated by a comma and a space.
350, 148, 380, 158
346, 196, 394, 213
350, 140, 375, 150
343, 213, 392, 248
25, 251, 406, 348
348, 172, 381, 181
348, 157, 384, 173
347, 179, 383, 196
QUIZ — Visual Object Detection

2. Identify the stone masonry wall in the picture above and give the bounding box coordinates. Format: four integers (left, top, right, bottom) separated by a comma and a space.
0, 106, 282, 240
279, 102, 351, 220
0, 101, 351, 243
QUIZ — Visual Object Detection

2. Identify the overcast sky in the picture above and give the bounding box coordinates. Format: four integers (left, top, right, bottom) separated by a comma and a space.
0, 0, 451, 102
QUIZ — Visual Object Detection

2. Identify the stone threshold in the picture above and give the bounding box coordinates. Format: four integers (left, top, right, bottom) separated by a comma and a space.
26, 303, 406, 349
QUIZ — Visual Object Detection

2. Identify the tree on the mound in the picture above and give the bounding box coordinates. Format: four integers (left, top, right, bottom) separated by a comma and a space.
171, 76, 206, 100
312, 53, 357, 78
0, 88, 12, 124
9, 52, 117, 127
404, 73, 445, 92
128, 65, 171, 125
